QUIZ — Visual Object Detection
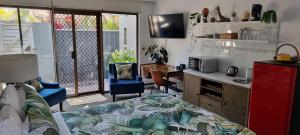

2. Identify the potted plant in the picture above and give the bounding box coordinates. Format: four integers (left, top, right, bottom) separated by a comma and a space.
261, 10, 277, 24
143, 44, 168, 64
190, 12, 202, 26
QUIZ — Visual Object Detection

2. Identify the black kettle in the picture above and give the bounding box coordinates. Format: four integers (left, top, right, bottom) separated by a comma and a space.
227, 66, 239, 77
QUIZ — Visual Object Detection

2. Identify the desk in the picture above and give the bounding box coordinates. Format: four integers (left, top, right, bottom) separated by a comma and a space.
161, 67, 183, 93
140, 63, 183, 93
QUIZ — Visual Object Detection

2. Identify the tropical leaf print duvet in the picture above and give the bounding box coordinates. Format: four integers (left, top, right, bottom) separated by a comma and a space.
61, 94, 255, 135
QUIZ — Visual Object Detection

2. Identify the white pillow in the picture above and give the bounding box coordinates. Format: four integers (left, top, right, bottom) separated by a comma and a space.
18, 89, 26, 108
0, 85, 22, 119
0, 105, 22, 135
22, 117, 29, 135
18, 88, 27, 121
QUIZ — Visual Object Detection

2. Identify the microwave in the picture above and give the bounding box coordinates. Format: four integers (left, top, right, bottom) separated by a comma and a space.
188, 56, 218, 73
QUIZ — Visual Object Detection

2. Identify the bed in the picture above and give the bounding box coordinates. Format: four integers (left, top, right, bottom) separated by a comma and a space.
53, 94, 255, 135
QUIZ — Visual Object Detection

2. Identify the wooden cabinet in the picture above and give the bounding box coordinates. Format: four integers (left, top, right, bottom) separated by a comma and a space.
183, 73, 201, 106
222, 84, 250, 126
183, 72, 250, 126
200, 95, 222, 114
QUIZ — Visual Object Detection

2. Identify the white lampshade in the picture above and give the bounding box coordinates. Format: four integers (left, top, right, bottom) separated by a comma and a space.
0, 54, 39, 83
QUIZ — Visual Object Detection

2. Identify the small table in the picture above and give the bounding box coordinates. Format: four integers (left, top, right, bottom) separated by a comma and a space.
161, 67, 183, 93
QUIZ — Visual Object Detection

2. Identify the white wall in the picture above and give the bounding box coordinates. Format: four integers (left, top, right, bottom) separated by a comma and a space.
139, 2, 155, 64
153, 0, 300, 76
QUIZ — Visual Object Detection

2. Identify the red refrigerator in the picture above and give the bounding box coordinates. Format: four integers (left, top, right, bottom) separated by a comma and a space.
249, 61, 300, 135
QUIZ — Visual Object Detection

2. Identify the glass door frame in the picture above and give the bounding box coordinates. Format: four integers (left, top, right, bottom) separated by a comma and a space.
54, 9, 140, 96
101, 11, 139, 65
101, 11, 139, 93
54, 9, 104, 96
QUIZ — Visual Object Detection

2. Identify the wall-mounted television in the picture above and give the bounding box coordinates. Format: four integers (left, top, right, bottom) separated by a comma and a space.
148, 13, 185, 38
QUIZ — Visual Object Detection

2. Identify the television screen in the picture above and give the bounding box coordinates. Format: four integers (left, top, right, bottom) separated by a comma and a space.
148, 13, 185, 38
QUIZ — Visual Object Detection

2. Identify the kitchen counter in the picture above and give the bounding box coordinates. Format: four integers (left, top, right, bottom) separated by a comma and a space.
183, 69, 251, 89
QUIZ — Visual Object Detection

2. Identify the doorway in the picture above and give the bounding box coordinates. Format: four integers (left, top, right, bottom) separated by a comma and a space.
102, 13, 138, 92
54, 11, 102, 96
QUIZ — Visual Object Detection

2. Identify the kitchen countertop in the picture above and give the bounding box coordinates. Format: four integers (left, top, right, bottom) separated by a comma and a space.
183, 69, 251, 89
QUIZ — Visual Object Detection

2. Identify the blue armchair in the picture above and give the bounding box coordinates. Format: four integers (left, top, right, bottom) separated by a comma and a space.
37, 77, 66, 111
109, 63, 144, 102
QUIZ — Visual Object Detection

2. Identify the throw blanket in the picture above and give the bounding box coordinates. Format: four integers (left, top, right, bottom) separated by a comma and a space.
61, 94, 255, 135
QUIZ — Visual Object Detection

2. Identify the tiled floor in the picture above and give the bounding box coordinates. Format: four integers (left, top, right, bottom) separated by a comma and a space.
51, 87, 183, 112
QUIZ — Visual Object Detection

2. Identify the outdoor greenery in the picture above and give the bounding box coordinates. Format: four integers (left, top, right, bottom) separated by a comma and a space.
102, 15, 119, 30
0, 8, 119, 29
109, 49, 137, 63
0, 8, 50, 22
0, 8, 18, 21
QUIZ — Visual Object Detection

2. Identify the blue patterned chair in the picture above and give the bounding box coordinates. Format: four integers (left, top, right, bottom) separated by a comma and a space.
109, 63, 144, 102
35, 77, 66, 111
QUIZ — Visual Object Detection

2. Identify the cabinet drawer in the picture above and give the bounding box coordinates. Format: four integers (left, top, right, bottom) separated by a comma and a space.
183, 73, 201, 106
200, 95, 222, 114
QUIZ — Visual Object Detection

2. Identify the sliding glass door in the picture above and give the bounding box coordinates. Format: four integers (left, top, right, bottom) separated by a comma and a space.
54, 11, 138, 96
54, 11, 102, 96
102, 13, 138, 92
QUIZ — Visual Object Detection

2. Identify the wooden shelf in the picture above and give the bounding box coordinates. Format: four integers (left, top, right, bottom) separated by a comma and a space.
201, 93, 223, 101
196, 38, 269, 44
195, 21, 279, 27
201, 86, 222, 94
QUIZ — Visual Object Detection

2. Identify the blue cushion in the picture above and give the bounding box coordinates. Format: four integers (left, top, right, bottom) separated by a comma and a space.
110, 80, 144, 95
38, 88, 66, 107
111, 80, 143, 85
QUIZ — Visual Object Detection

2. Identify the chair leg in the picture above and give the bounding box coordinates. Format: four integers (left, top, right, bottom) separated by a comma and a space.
173, 84, 178, 97
113, 95, 116, 102
139, 93, 142, 97
59, 102, 63, 112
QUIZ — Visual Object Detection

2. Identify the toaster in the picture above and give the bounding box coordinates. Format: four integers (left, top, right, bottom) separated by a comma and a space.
188, 56, 218, 73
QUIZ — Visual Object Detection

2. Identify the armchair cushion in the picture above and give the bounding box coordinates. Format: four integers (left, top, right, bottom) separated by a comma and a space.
31, 79, 44, 91
115, 64, 133, 80
136, 75, 143, 81
38, 88, 66, 107
110, 80, 144, 95
25, 78, 43, 92
109, 63, 144, 97
26, 77, 66, 107
40, 81, 60, 89
109, 74, 117, 83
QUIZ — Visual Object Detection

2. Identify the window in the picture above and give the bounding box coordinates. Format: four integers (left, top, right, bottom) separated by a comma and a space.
0, 7, 21, 53
0, 7, 55, 81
